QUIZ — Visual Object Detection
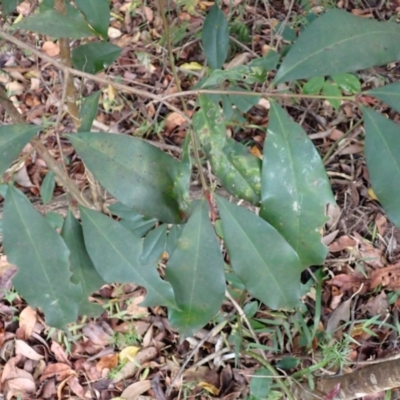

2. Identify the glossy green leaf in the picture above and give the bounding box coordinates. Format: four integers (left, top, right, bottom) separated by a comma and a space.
61, 210, 104, 317
250, 368, 271, 399
108, 202, 157, 237
14, 9, 94, 39
0, 184, 8, 198
275, 9, 400, 83
274, 22, 297, 42
363, 107, 400, 227
140, 224, 168, 265
2, 0, 22, 16
228, 87, 260, 113
80, 206, 177, 308
3, 186, 79, 329
200, 65, 267, 88
331, 73, 361, 94
248, 50, 280, 72
79, 91, 101, 132
166, 200, 226, 337
171, 134, 192, 216
202, 4, 229, 69
74, 0, 110, 40
260, 102, 335, 267
165, 224, 183, 257
44, 211, 64, 230
40, 170, 55, 204
72, 43, 121, 74
68, 133, 183, 223
193, 95, 261, 204
322, 81, 341, 111
0, 125, 40, 175
217, 196, 301, 309
302, 76, 325, 95
366, 82, 400, 114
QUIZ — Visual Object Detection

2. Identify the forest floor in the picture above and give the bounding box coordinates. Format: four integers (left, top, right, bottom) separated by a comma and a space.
2, 0, 400, 399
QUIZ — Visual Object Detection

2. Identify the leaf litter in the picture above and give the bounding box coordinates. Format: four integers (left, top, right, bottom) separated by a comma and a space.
3, 0, 400, 399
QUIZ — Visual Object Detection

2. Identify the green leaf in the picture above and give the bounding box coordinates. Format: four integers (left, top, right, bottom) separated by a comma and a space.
40, 171, 55, 205
108, 202, 157, 237
366, 82, 400, 114
250, 368, 271, 399
274, 22, 297, 42
80, 206, 177, 308
79, 91, 101, 132
141, 224, 168, 265
0, 125, 40, 176
61, 210, 105, 317
202, 4, 229, 69
199, 65, 267, 88
217, 196, 302, 309
72, 43, 121, 74
3, 186, 79, 329
2, 0, 22, 16
44, 211, 64, 230
68, 133, 183, 223
166, 224, 183, 256
14, 9, 94, 39
248, 50, 280, 72
74, 0, 110, 40
260, 102, 335, 267
193, 95, 261, 204
331, 73, 361, 94
166, 200, 226, 337
228, 86, 260, 113
363, 107, 400, 227
302, 76, 325, 95
275, 9, 400, 83
322, 81, 341, 111
171, 134, 192, 216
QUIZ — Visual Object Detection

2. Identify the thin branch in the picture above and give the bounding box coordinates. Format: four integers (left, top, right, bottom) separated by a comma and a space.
0, 29, 190, 120
0, 85, 90, 207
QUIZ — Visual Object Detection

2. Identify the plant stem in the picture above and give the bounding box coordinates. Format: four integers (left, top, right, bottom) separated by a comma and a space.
157, 0, 208, 194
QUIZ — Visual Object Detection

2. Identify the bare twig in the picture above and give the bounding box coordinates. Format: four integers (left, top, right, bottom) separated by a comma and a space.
0, 85, 90, 207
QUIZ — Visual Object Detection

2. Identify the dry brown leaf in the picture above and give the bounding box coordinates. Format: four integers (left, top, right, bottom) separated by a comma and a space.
329, 129, 345, 140
67, 375, 85, 399
224, 52, 251, 69
42, 41, 60, 57
82, 322, 112, 347
121, 380, 152, 399
353, 232, 386, 268
327, 273, 368, 294
364, 291, 388, 318
329, 235, 357, 253
164, 112, 187, 135
375, 213, 387, 237
1, 357, 35, 399
39, 363, 73, 382
96, 353, 118, 371
15, 339, 43, 361
51, 341, 70, 365
370, 264, 400, 290
16, 1, 32, 15
19, 306, 37, 340
143, 6, 153, 22
6, 81, 24, 96
326, 298, 351, 335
